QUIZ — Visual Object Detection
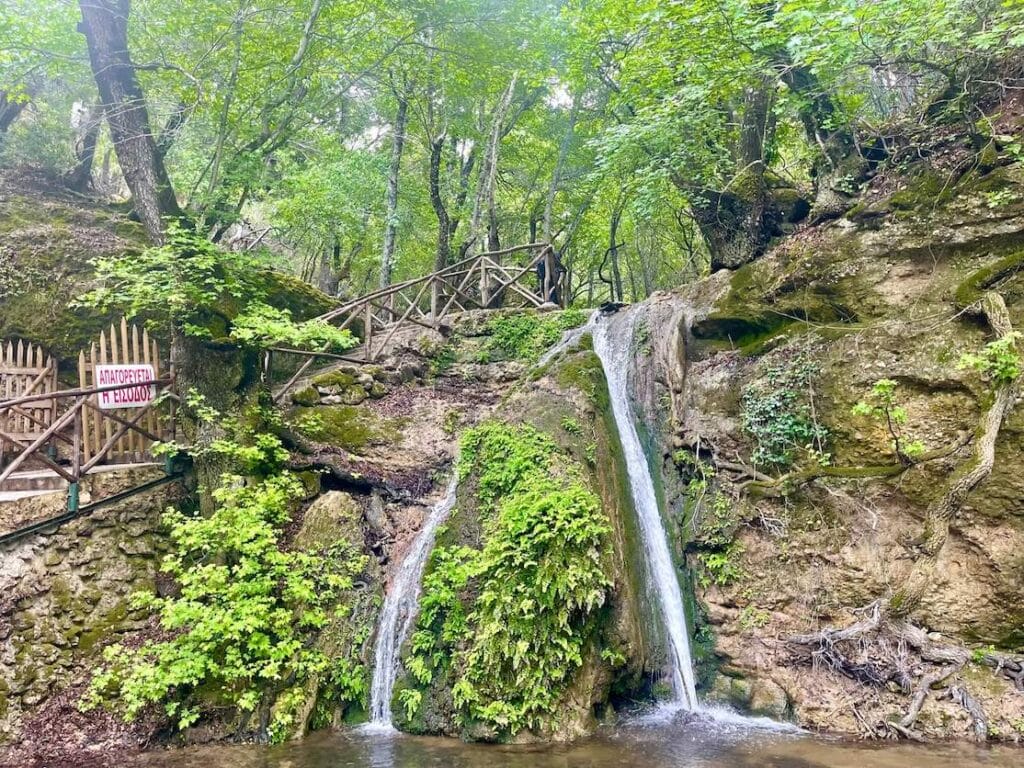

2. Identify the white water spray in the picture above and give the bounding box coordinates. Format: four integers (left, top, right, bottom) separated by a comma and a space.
593, 310, 699, 709
367, 474, 460, 727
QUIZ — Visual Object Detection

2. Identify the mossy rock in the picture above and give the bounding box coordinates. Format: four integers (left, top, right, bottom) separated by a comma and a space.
291, 405, 403, 452
311, 370, 357, 389
258, 269, 338, 321
0, 193, 145, 361
292, 385, 320, 407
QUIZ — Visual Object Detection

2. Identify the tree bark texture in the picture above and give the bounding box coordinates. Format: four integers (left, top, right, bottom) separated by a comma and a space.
379, 92, 408, 288
78, 0, 181, 241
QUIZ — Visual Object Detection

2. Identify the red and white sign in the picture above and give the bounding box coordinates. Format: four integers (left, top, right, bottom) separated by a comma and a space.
95, 364, 157, 410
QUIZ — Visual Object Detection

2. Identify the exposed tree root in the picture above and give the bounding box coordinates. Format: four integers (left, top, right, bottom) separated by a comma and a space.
741, 266, 1022, 742
788, 613, 1007, 741
889, 291, 1018, 617
947, 684, 989, 742
734, 431, 972, 498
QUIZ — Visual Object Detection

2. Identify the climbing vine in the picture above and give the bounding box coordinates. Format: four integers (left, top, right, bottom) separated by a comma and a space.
740, 350, 828, 470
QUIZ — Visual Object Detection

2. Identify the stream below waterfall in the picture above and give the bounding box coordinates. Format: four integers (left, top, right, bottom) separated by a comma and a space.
125, 716, 1022, 768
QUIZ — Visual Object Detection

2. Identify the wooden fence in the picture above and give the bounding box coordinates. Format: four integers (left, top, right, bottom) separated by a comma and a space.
0, 341, 58, 464
78, 319, 170, 464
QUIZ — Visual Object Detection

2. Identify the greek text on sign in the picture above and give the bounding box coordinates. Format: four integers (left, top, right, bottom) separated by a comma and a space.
95, 365, 156, 410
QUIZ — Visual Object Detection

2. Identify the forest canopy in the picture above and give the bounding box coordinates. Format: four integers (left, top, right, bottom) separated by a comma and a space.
2, 0, 1023, 300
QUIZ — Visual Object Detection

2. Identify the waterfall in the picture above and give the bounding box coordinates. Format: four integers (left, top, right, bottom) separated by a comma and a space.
593, 311, 699, 709
535, 310, 598, 369
367, 473, 460, 727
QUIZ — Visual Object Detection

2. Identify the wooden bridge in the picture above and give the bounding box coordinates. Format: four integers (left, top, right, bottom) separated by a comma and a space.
272, 242, 561, 399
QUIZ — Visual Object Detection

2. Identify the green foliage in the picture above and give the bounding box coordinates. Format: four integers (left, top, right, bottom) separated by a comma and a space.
483, 309, 587, 364
397, 688, 422, 722
82, 403, 366, 734
428, 342, 459, 377
229, 305, 355, 351
83, 224, 353, 351
740, 352, 828, 470
680, 453, 745, 587
738, 606, 770, 630
410, 422, 612, 736
560, 416, 582, 435
851, 378, 925, 461
958, 332, 1022, 386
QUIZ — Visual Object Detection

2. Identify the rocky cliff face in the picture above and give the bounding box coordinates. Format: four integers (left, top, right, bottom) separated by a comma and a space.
3, 156, 1023, 761
630, 159, 1024, 741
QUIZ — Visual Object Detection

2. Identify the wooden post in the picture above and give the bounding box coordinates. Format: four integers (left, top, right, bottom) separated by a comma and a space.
430, 278, 439, 328
543, 247, 554, 305
480, 260, 490, 308
72, 405, 82, 482
364, 302, 373, 361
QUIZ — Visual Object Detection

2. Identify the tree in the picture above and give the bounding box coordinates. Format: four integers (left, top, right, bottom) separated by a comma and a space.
77, 0, 181, 240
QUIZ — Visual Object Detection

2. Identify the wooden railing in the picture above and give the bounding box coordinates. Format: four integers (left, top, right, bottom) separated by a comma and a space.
78, 319, 169, 465
0, 341, 58, 465
0, 319, 176, 511
272, 243, 561, 400
0, 376, 174, 508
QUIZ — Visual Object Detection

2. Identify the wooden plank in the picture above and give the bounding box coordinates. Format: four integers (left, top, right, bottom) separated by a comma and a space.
0, 399, 83, 484
142, 328, 155, 455
79, 349, 91, 463
83, 402, 157, 473
130, 323, 141, 459
99, 329, 113, 461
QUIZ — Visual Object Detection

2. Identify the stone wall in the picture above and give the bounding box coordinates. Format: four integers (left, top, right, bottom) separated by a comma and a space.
0, 469, 184, 753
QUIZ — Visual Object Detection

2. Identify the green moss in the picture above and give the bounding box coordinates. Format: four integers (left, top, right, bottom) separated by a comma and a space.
955, 250, 1024, 307
888, 167, 956, 212
554, 350, 607, 409
311, 371, 356, 388
78, 599, 129, 653
258, 270, 338, 321
291, 405, 402, 452
291, 385, 320, 406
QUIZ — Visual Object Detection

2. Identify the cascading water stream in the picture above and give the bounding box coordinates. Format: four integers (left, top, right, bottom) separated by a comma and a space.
367, 473, 460, 727
593, 311, 699, 710
535, 310, 598, 369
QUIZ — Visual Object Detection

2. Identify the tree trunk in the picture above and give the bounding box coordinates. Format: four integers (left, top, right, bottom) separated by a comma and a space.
774, 57, 864, 221
0, 91, 27, 134
428, 135, 451, 272
379, 91, 408, 288
543, 93, 580, 244
609, 206, 623, 302
466, 75, 517, 254
78, 0, 181, 241
686, 83, 781, 270
65, 101, 103, 193
316, 239, 342, 296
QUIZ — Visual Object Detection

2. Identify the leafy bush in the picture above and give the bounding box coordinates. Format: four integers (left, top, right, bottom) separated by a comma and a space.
84, 223, 354, 351
408, 421, 612, 735
82, 406, 366, 740
958, 332, 1022, 385
851, 378, 925, 461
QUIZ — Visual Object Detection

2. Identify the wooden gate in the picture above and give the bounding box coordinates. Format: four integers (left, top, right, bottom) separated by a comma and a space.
0, 341, 58, 465
78, 319, 169, 464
